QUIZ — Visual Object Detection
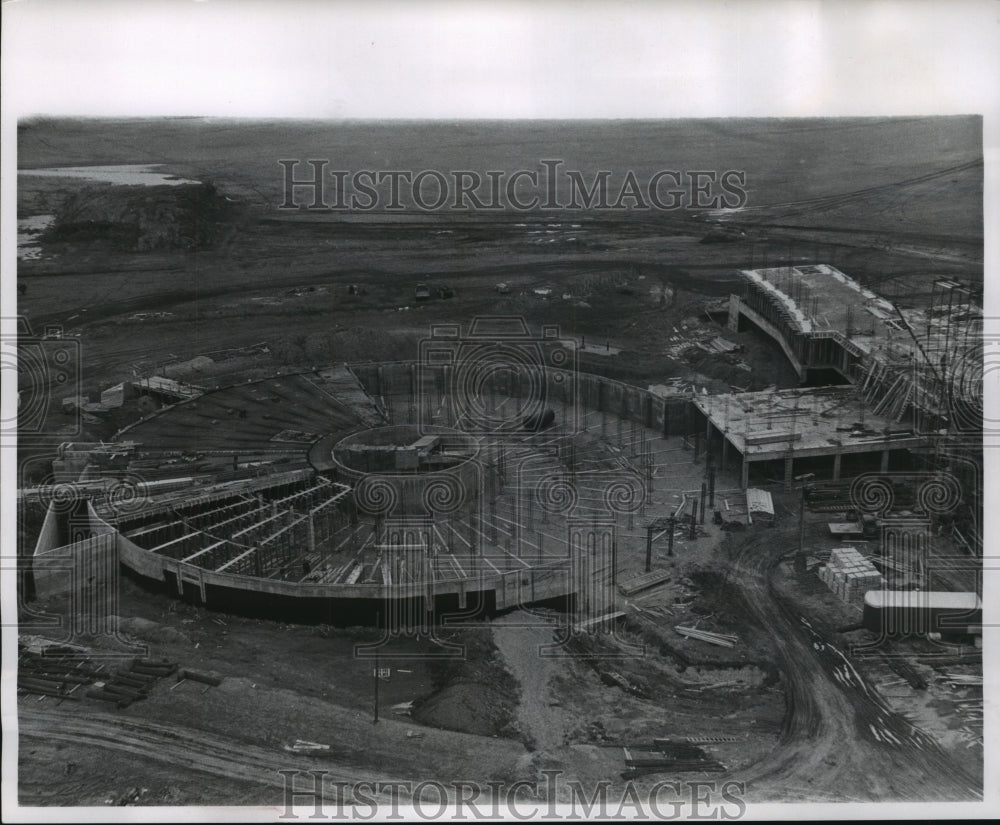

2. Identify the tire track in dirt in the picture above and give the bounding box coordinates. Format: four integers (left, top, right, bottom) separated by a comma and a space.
491, 613, 572, 754
725, 533, 980, 801
19, 706, 421, 804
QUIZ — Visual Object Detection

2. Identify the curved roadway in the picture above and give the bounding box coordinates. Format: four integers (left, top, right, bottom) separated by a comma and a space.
728, 532, 980, 801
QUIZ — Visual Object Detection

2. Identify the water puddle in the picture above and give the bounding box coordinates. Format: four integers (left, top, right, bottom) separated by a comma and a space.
18, 164, 200, 187
17, 214, 55, 260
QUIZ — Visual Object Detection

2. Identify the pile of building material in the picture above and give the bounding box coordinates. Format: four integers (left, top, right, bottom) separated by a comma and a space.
817, 547, 884, 608
621, 741, 725, 779
618, 570, 671, 596
18, 645, 103, 702
283, 740, 330, 753
674, 625, 739, 647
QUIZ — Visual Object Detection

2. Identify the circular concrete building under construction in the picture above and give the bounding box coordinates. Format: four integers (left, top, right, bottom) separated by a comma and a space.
29, 273, 980, 627
31, 353, 706, 625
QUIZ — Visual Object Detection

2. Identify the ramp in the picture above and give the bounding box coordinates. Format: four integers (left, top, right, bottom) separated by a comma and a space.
308, 365, 388, 427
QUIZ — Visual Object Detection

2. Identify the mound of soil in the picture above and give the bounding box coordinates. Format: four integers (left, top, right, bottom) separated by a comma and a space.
112, 616, 192, 646
410, 631, 519, 738
412, 680, 515, 737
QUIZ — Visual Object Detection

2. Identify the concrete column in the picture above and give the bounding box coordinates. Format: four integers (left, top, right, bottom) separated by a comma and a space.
408, 362, 416, 424
832, 453, 842, 481
784, 457, 793, 491
721, 437, 729, 467
880, 450, 890, 473
741, 458, 750, 489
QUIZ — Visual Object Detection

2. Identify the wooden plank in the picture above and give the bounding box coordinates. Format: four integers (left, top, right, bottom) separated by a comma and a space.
215, 546, 258, 573
575, 610, 625, 631
181, 539, 227, 563
619, 570, 671, 596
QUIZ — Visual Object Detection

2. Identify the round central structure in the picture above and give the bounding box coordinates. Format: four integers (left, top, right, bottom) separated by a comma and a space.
331, 424, 480, 517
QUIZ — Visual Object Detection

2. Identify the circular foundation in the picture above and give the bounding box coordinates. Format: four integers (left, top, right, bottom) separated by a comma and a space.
332, 424, 480, 517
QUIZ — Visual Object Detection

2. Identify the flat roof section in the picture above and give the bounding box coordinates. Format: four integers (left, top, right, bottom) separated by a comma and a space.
863, 591, 981, 610
695, 386, 932, 461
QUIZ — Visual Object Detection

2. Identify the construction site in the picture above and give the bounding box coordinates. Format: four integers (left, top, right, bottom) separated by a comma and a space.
12, 117, 985, 810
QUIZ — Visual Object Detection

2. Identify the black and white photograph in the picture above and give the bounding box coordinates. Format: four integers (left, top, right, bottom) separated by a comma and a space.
2, 1, 997, 820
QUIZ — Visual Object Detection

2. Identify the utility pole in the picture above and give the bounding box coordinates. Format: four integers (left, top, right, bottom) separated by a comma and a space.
797, 475, 815, 566
798, 485, 806, 555
646, 524, 653, 573
373, 610, 380, 724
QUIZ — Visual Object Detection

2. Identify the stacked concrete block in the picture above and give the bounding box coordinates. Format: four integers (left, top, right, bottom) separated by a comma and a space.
817, 547, 884, 608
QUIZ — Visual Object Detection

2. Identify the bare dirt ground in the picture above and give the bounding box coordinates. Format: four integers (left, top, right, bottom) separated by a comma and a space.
16, 506, 982, 807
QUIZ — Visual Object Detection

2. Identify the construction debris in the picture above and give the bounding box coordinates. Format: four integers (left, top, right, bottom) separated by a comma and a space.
618, 570, 672, 596
180, 668, 222, 687
621, 741, 726, 778
574, 610, 626, 631
283, 740, 330, 753
942, 673, 982, 687
817, 547, 884, 607
674, 626, 738, 648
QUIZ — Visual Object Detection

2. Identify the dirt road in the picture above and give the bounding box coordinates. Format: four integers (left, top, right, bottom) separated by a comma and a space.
491, 613, 572, 754
18, 706, 420, 806
726, 533, 981, 802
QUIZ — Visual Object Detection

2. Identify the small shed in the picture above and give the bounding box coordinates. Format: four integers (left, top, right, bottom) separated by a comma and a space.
745, 488, 774, 525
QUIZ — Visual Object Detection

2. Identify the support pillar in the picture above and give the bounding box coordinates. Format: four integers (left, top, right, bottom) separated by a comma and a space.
645, 524, 653, 573
408, 363, 416, 424
783, 456, 793, 491
741, 457, 749, 490
832, 453, 842, 481
880, 450, 890, 473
